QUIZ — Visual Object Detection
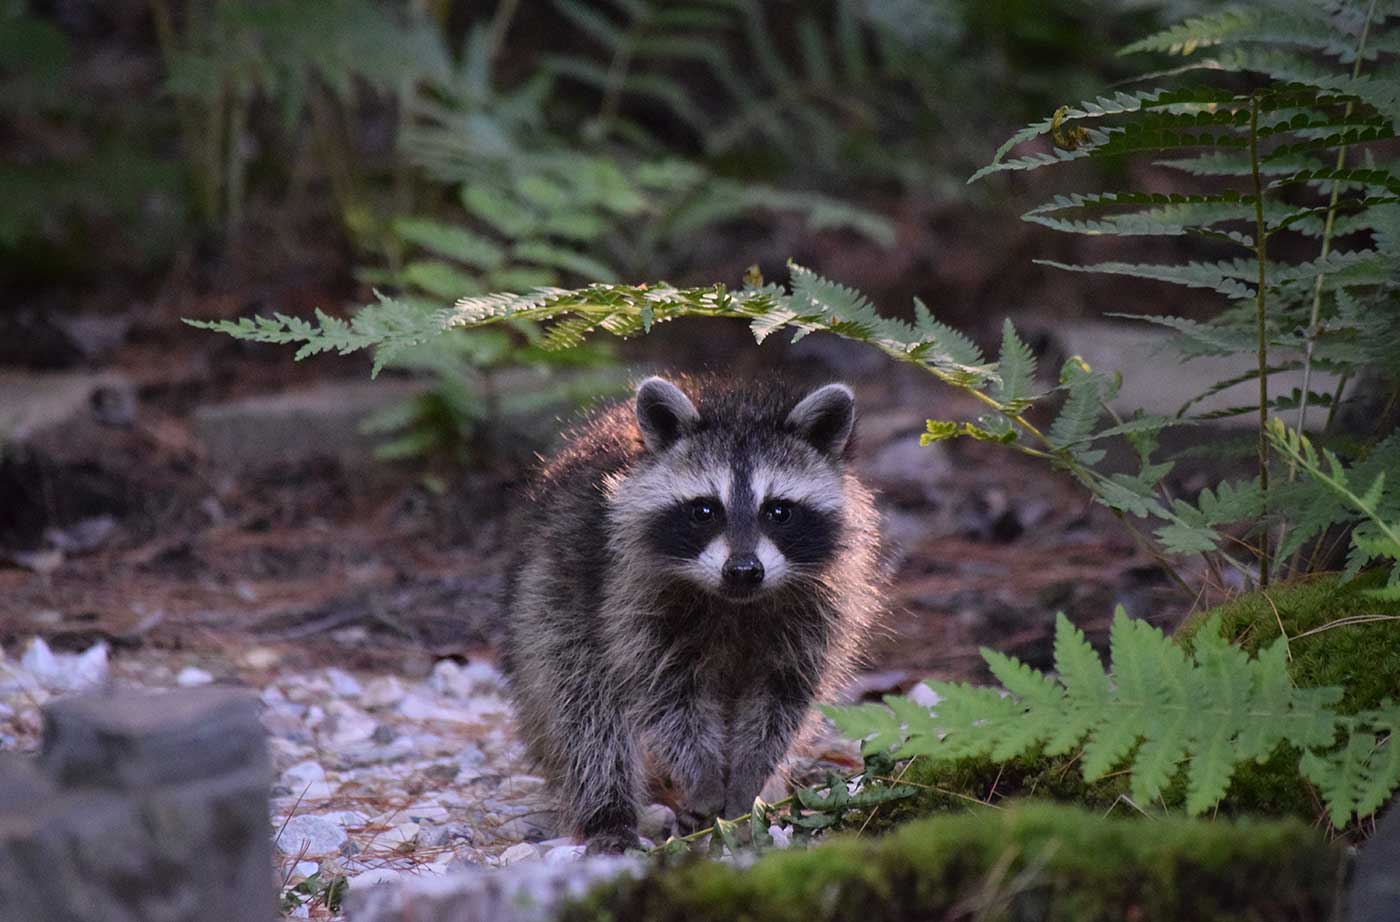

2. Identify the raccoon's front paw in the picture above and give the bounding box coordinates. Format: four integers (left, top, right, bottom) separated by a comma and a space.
584, 830, 641, 855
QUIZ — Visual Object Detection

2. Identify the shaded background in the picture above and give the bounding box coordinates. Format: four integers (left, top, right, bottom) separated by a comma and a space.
1, 0, 1231, 684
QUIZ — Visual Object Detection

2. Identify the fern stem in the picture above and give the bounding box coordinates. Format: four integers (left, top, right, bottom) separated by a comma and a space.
1249, 93, 1271, 587
1292, 0, 1376, 442
1278, 0, 1376, 582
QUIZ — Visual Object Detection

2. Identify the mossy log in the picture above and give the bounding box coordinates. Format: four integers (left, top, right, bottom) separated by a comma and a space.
563, 803, 1340, 922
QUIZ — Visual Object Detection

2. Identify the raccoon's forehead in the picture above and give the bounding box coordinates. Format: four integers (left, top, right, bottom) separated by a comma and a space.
603, 439, 844, 515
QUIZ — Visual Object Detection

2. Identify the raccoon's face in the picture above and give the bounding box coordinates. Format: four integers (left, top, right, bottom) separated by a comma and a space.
607, 377, 855, 603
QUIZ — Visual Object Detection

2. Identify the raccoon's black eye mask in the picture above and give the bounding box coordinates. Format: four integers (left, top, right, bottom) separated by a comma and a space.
689, 498, 721, 525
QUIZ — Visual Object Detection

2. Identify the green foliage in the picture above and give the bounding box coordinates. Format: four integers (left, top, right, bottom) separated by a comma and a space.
545, 0, 1162, 191
280, 868, 346, 915
152, 0, 449, 231
825, 608, 1400, 827
0, 1, 184, 264
1267, 420, 1400, 593
972, 0, 1400, 586
565, 803, 1341, 922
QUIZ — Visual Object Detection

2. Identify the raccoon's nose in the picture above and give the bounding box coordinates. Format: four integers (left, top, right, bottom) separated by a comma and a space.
722, 553, 764, 589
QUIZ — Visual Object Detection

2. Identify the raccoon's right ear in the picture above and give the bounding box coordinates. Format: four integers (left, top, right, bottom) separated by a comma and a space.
635, 377, 700, 452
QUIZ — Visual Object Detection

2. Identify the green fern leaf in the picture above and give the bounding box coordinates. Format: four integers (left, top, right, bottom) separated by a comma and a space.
992, 319, 1037, 408
1036, 259, 1257, 299
1048, 357, 1108, 455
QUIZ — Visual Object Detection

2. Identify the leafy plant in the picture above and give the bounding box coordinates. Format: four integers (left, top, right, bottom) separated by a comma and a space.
151, 0, 449, 233
653, 770, 918, 858
1267, 419, 1400, 596
0, 1, 183, 265
545, 0, 1151, 191
824, 608, 1400, 828
972, 0, 1400, 586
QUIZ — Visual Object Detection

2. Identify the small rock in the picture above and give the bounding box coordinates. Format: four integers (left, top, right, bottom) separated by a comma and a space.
769, 824, 793, 849
293, 860, 319, 879
494, 812, 558, 842
544, 844, 586, 865
19, 638, 108, 692
324, 668, 363, 698
347, 867, 403, 888
323, 701, 376, 747
283, 760, 326, 789
43, 515, 118, 555
908, 682, 942, 708
405, 803, 449, 823
176, 666, 214, 687
361, 674, 406, 710
277, 814, 349, 857
241, 646, 281, 670
499, 843, 541, 865
638, 803, 675, 841
368, 822, 419, 853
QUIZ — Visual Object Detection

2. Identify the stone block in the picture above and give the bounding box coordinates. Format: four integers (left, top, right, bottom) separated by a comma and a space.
0, 689, 276, 922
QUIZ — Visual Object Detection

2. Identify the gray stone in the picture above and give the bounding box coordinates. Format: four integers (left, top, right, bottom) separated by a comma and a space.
0, 688, 275, 922
40, 687, 266, 790
346, 854, 643, 922
191, 379, 427, 472
638, 802, 676, 841
1348, 796, 1400, 922
277, 814, 349, 857
499, 842, 541, 865
0, 371, 134, 443
1046, 320, 1351, 425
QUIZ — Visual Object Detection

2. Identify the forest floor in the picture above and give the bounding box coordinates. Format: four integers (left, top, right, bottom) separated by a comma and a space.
0, 257, 1212, 918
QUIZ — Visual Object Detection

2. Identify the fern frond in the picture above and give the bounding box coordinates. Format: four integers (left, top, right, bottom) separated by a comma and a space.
1036, 259, 1258, 299
823, 607, 1397, 823
992, 319, 1038, 409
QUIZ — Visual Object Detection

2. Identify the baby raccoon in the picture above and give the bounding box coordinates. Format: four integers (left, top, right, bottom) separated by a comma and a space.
503, 376, 880, 853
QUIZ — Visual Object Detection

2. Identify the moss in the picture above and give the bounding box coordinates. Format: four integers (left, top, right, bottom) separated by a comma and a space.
1175, 571, 1400, 714
565, 804, 1341, 922
1170, 573, 1400, 825
854, 752, 1125, 835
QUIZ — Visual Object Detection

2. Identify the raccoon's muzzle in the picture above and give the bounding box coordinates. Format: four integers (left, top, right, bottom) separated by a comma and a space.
720, 552, 764, 593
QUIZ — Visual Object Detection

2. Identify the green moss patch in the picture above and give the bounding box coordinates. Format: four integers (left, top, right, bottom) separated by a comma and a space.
1175, 572, 1400, 714
566, 804, 1340, 922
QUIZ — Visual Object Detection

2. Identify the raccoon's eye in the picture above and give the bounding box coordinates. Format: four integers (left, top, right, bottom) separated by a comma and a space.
763, 501, 793, 524
689, 499, 719, 524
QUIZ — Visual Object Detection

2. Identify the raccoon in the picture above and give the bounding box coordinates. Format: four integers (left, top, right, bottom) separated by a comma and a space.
503, 376, 881, 853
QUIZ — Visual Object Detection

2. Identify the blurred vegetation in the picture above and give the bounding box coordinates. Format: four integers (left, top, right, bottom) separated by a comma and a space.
1, 0, 1195, 286
0, 0, 1200, 459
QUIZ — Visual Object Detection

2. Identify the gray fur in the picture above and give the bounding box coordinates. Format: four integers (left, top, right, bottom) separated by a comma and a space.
502, 376, 881, 853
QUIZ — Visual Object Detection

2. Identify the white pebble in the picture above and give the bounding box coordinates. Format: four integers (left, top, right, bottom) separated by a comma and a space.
499, 842, 541, 865
544, 844, 586, 865
908, 682, 943, 708
176, 666, 214, 687
20, 638, 108, 692
362, 675, 407, 709
324, 667, 362, 698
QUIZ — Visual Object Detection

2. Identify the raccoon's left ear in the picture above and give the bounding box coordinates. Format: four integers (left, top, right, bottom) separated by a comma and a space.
787, 383, 855, 457
636, 376, 700, 453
